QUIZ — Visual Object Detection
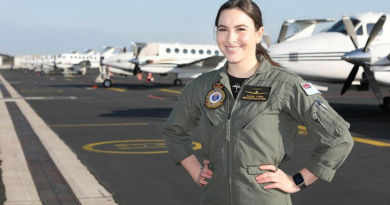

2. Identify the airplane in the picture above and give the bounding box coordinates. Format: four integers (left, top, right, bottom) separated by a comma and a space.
98, 42, 226, 87
267, 12, 390, 111
39, 47, 116, 76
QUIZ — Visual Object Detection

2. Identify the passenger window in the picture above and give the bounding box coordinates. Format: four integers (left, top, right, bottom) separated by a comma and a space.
191, 49, 196, 54
183, 49, 188, 54
214, 50, 220, 55
175, 48, 180, 53
207, 50, 212, 55
199, 49, 204, 54
166, 48, 171, 53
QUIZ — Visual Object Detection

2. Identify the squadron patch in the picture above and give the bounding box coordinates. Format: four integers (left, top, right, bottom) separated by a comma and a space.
300, 82, 321, 96
205, 82, 226, 110
240, 86, 271, 101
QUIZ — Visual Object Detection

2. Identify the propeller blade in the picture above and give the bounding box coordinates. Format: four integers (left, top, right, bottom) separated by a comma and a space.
362, 64, 383, 104
363, 15, 386, 52
341, 65, 360, 95
263, 33, 273, 47
133, 64, 142, 76
277, 21, 289, 43
342, 15, 359, 49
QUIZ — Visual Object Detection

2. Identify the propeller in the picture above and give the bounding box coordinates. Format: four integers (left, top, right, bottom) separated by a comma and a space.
342, 15, 359, 49
53, 55, 57, 70
340, 15, 386, 104
130, 43, 146, 79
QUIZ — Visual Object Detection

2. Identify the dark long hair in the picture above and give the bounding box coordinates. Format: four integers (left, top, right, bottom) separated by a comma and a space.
215, 0, 281, 67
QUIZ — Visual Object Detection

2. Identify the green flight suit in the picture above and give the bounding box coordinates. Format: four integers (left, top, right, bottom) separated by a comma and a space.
163, 55, 354, 205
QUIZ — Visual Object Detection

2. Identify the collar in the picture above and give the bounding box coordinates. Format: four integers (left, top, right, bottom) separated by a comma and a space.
218, 55, 272, 80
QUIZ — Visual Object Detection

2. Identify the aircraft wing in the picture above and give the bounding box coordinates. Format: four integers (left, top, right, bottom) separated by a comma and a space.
176, 56, 226, 68
140, 56, 226, 75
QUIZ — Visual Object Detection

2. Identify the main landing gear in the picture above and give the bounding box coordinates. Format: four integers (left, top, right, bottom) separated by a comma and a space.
173, 79, 182, 86
103, 79, 112, 88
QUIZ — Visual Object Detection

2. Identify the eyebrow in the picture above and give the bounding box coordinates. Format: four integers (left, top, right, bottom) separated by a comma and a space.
218, 24, 249, 28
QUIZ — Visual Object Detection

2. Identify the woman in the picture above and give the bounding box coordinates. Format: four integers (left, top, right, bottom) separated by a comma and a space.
163, 0, 354, 204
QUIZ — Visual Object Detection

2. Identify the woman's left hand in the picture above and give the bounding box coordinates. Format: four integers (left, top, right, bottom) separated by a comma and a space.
256, 165, 301, 193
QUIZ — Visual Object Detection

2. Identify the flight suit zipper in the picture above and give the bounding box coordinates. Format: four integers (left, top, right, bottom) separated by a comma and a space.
226, 76, 255, 205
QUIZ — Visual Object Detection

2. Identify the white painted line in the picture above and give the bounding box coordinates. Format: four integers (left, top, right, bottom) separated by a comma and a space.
24, 96, 78, 100
0, 75, 21, 98
0, 74, 117, 205
0, 99, 42, 204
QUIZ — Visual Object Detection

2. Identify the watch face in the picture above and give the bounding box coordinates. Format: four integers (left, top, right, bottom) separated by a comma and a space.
293, 173, 305, 185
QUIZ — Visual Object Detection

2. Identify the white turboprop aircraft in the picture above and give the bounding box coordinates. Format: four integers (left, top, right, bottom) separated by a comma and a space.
98, 42, 225, 87
267, 12, 390, 111
40, 47, 116, 75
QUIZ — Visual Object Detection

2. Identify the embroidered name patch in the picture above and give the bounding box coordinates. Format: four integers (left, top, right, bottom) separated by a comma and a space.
300, 82, 320, 96
240, 86, 271, 101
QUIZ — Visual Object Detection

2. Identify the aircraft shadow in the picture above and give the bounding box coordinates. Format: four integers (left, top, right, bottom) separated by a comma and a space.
100, 108, 173, 119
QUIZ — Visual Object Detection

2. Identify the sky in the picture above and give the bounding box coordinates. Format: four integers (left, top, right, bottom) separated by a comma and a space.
0, 0, 389, 56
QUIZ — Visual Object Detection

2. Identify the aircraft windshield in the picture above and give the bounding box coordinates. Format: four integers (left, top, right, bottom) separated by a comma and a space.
326, 19, 360, 34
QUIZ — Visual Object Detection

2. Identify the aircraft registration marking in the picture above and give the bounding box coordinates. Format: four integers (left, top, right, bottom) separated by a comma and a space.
83, 139, 202, 154
298, 125, 390, 147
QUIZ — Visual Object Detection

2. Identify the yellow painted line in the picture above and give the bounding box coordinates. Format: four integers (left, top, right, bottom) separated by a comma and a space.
298, 125, 390, 147
48, 122, 148, 128
352, 136, 390, 147
159, 88, 181, 94
107, 87, 127, 92
21, 90, 63, 93
83, 139, 202, 154
64, 78, 73, 81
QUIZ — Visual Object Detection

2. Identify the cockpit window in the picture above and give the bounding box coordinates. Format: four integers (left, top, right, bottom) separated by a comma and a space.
326, 19, 360, 34
367, 23, 383, 36
356, 26, 363, 35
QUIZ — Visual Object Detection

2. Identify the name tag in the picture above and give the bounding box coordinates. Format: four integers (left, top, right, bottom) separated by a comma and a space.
240, 86, 271, 101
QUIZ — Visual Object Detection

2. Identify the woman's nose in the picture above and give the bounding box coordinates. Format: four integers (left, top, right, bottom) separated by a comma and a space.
227, 31, 238, 44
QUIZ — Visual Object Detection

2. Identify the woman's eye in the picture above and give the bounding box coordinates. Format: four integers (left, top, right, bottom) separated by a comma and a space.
237, 28, 246, 31
218, 28, 226, 32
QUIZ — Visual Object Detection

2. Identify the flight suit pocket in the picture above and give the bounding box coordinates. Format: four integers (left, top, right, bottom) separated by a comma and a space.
246, 166, 273, 189
310, 100, 350, 146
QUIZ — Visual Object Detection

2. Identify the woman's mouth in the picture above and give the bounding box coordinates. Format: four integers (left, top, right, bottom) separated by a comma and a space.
225, 45, 242, 52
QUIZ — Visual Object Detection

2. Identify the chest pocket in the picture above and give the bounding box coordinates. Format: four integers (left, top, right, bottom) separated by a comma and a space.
236, 95, 278, 131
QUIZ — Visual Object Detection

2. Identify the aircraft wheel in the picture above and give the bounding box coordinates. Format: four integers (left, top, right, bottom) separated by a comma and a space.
103, 79, 112, 88
173, 79, 182, 86
380, 97, 390, 112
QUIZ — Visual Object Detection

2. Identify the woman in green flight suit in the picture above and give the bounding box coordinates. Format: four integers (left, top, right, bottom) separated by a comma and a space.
163, 0, 354, 204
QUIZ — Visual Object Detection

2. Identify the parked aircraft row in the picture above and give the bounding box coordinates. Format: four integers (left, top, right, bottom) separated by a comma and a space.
16, 12, 390, 111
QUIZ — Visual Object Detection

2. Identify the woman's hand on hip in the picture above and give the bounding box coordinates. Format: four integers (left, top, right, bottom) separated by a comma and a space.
198, 159, 213, 187
256, 164, 300, 193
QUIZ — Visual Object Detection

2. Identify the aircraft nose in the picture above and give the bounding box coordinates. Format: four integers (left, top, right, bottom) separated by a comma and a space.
102, 58, 109, 65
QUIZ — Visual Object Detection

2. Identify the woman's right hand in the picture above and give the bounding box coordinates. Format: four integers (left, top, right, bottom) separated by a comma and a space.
198, 159, 213, 187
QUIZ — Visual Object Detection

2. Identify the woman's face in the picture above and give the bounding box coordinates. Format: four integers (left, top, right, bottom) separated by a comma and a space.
216, 8, 263, 64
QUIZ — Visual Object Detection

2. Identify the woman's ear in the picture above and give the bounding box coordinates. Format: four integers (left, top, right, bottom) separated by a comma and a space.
256, 27, 264, 44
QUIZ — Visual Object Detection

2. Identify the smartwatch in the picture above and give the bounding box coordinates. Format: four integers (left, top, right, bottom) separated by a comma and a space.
292, 173, 307, 190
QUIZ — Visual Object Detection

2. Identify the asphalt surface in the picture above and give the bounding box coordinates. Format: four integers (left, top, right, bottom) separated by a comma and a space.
0, 68, 389, 205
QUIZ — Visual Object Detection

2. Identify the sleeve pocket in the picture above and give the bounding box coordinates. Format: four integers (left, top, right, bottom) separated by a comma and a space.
310, 101, 350, 146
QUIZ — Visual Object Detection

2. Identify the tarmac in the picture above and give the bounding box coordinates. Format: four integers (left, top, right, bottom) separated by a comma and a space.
0, 68, 389, 205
